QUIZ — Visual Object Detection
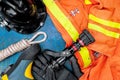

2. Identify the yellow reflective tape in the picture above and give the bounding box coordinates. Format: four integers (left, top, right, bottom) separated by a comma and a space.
88, 23, 120, 38
85, 0, 92, 4
89, 14, 120, 29
24, 62, 34, 79
1, 74, 8, 80
43, 0, 91, 67
43, 0, 79, 41
79, 47, 91, 68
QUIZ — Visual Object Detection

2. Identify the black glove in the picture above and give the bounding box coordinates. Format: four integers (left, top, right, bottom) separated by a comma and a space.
31, 50, 81, 80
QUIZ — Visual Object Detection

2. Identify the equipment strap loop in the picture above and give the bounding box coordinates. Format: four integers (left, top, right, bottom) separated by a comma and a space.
29, 31, 47, 44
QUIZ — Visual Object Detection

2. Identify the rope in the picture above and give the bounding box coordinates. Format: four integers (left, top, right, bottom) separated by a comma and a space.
0, 31, 47, 61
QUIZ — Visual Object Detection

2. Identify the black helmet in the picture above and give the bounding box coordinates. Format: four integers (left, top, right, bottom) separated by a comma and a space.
0, 0, 46, 34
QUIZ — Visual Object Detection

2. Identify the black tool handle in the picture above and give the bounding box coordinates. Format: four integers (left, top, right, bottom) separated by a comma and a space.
68, 29, 95, 54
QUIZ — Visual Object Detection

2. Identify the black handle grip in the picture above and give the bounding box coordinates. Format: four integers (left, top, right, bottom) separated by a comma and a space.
79, 29, 95, 46
68, 29, 95, 54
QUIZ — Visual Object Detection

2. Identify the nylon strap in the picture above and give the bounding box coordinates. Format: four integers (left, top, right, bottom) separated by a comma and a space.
43, 0, 91, 68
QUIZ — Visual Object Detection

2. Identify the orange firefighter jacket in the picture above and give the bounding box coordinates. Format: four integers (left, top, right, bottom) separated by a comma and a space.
43, 0, 120, 80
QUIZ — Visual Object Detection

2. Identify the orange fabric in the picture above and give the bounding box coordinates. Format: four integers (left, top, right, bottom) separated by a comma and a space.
75, 49, 95, 69
47, 0, 89, 46
46, 0, 120, 80
79, 0, 120, 80
110, 39, 120, 80
80, 39, 120, 80
87, 0, 120, 56
88, 25, 119, 56
75, 51, 84, 68
46, 0, 94, 68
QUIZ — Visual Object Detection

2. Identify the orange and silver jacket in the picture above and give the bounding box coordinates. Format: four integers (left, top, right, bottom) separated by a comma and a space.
43, 0, 120, 80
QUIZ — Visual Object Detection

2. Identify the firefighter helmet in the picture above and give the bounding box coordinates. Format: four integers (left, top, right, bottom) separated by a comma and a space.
0, 0, 46, 34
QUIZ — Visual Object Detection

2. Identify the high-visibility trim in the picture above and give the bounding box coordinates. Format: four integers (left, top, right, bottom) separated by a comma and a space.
1, 74, 8, 80
80, 47, 91, 68
88, 23, 120, 38
85, 0, 92, 4
48, 11, 73, 46
43, 0, 79, 41
89, 14, 120, 29
43, 0, 91, 68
